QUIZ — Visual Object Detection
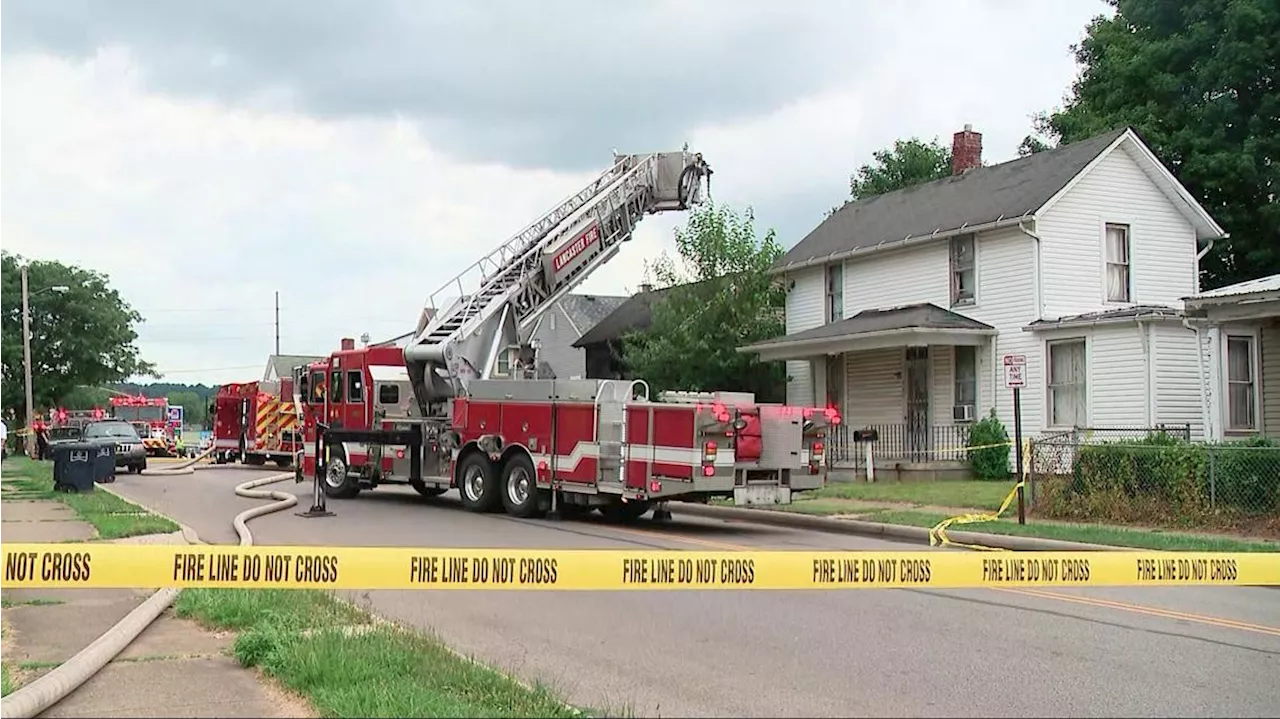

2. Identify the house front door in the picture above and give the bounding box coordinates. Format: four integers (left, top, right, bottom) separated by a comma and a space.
904, 346, 930, 460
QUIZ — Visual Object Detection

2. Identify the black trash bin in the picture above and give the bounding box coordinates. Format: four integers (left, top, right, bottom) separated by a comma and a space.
52, 442, 96, 493
93, 442, 117, 484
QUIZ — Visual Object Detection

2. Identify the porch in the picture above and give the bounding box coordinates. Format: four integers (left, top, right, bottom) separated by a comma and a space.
739, 303, 997, 480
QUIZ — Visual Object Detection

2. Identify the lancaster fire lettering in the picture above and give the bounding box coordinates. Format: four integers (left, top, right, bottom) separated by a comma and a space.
409, 555, 559, 586
3, 550, 92, 584
553, 224, 601, 272
811, 557, 932, 585
621, 557, 755, 586
171, 551, 339, 585
981, 557, 1091, 584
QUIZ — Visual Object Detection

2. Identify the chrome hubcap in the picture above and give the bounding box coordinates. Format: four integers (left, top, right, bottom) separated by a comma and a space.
324, 458, 347, 489
463, 465, 485, 502
507, 466, 531, 506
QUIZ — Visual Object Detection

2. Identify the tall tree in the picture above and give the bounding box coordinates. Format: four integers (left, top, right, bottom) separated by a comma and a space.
848, 138, 953, 201
1, 252, 155, 423
622, 204, 787, 401
1023, 0, 1279, 288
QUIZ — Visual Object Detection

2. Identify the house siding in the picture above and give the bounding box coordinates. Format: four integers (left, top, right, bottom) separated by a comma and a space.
783, 267, 825, 406
1086, 324, 1148, 428
529, 304, 586, 379
1262, 322, 1280, 440
1037, 143, 1199, 319
1153, 322, 1206, 439
843, 349, 902, 426
842, 244, 949, 314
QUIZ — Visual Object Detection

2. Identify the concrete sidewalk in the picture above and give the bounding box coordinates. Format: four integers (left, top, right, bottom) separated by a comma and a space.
1, 491, 313, 718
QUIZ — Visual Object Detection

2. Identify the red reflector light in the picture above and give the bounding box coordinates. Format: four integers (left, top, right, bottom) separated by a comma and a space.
538, 461, 548, 471
649, 480, 661, 493
813, 442, 824, 455
702, 466, 715, 477
396, 449, 405, 459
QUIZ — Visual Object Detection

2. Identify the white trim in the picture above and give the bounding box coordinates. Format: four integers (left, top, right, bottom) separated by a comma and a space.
1221, 326, 1262, 434
1035, 129, 1226, 241
1143, 322, 1157, 426
558, 302, 583, 337
528, 443, 737, 473
369, 365, 410, 382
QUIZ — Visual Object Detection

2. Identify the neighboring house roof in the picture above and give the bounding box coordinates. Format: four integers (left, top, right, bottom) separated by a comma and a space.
1183, 274, 1280, 304
573, 286, 679, 347
263, 354, 323, 381
775, 126, 1225, 274
740, 302, 995, 357
553, 294, 628, 338
1023, 305, 1182, 331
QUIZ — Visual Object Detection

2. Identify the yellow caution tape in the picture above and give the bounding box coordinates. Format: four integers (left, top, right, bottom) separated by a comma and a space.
1, 544, 1276, 590
930, 439, 1032, 551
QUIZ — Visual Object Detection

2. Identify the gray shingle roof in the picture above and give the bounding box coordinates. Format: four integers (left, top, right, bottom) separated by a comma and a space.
557, 294, 628, 337
744, 302, 993, 349
1024, 305, 1181, 330
572, 287, 677, 347
264, 354, 324, 381
775, 127, 1130, 271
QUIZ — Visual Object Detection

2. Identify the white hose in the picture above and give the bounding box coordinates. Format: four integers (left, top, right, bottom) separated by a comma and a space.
232, 472, 299, 545
138, 446, 217, 475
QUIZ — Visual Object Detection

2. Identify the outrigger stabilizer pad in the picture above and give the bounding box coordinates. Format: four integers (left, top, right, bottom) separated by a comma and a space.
651, 503, 673, 522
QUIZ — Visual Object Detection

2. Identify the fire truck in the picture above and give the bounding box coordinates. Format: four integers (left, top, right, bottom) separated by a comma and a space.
211, 379, 301, 467
296, 149, 837, 521
109, 395, 177, 457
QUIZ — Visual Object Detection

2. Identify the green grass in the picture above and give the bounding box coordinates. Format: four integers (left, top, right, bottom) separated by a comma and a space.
176, 588, 581, 718
1, 457, 179, 539
858, 509, 1280, 552
0, 597, 65, 608
806, 480, 1015, 510
1, 662, 14, 698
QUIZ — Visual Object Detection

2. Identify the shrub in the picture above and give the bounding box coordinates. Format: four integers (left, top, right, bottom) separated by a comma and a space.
967, 409, 1011, 481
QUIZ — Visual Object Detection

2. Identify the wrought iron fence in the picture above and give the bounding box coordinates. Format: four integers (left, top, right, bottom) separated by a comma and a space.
1029, 426, 1280, 534
828, 423, 973, 465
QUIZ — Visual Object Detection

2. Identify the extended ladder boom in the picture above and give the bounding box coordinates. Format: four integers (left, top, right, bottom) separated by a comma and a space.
404, 150, 712, 409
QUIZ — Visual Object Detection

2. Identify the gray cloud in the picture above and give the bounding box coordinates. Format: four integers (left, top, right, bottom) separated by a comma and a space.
1, 0, 870, 170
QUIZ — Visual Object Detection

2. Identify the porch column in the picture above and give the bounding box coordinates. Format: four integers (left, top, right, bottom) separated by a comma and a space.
1206, 325, 1225, 441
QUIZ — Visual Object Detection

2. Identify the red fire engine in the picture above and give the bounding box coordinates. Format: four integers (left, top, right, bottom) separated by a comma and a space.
211, 379, 301, 467
296, 150, 838, 521
109, 395, 176, 457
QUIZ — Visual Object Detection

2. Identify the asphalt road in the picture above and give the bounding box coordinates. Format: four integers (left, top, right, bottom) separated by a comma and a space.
109, 467, 1280, 718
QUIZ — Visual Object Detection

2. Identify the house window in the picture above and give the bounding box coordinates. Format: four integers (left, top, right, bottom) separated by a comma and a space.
495, 347, 517, 377
1047, 339, 1087, 428
825, 354, 845, 413
1226, 335, 1256, 430
1105, 223, 1131, 302
953, 346, 978, 422
825, 264, 843, 323
950, 234, 975, 307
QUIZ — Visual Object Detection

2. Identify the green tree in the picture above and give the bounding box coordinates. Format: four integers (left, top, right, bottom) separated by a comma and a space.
849, 138, 953, 201
58, 386, 114, 410
1022, 0, 1280, 288
166, 389, 208, 428
622, 204, 787, 401
1, 252, 155, 423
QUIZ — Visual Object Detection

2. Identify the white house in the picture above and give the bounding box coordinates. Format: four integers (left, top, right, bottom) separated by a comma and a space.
1182, 274, 1280, 442
740, 125, 1227, 466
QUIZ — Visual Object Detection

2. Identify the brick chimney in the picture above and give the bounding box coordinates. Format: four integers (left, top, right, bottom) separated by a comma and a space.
952, 124, 983, 175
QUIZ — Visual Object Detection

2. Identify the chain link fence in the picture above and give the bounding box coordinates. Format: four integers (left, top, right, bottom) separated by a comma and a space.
1029, 426, 1280, 537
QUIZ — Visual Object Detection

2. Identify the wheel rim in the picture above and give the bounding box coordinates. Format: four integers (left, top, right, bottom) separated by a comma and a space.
463, 464, 485, 502
507, 466, 531, 506
324, 458, 347, 489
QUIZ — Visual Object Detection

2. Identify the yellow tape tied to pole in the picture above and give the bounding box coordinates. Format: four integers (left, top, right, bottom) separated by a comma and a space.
2, 544, 1277, 590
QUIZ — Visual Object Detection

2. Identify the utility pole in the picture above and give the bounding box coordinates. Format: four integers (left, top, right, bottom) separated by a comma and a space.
21, 265, 35, 458
275, 291, 281, 356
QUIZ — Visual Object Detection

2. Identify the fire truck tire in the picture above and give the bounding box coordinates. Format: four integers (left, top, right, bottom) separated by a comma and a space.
600, 500, 652, 524
409, 478, 446, 498
456, 451, 500, 513
500, 453, 545, 518
321, 451, 360, 499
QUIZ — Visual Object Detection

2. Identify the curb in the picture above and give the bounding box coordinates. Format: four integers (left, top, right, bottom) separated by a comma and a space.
672, 502, 1126, 552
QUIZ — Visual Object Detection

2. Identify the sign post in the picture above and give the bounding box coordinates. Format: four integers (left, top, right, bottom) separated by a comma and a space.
1002, 354, 1027, 525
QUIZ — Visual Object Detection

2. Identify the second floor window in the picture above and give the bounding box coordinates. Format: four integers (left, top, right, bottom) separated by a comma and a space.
825, 264, 843, 323
950, 234, 975, 307
1105, 223, 1131, 302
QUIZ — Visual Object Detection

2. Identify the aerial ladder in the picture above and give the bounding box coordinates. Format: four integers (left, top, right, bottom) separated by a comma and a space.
402, 150, 713, 418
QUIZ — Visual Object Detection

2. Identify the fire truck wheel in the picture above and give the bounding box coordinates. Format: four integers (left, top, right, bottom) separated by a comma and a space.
409, 478, 446, 498
321, 452, 360, 499
456, 451, 499, 513
500, 454, 544, 518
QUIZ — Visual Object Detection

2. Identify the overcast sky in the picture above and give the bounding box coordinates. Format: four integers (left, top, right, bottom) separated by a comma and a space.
2, 0, 1109, 386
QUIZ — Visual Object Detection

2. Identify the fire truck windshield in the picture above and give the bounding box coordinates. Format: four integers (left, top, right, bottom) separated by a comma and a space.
113, 406, 166, 422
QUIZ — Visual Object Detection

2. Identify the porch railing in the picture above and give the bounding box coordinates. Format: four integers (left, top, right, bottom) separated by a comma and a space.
827, 423, 973, 464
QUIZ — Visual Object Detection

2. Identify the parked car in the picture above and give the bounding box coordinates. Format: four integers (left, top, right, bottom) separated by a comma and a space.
47, 425, 83, 449
82, 420, 148, 474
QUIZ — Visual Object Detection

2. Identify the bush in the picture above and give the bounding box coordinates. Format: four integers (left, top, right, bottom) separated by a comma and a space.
967, 409, 1011, 481
1036, 432, 1280, 528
